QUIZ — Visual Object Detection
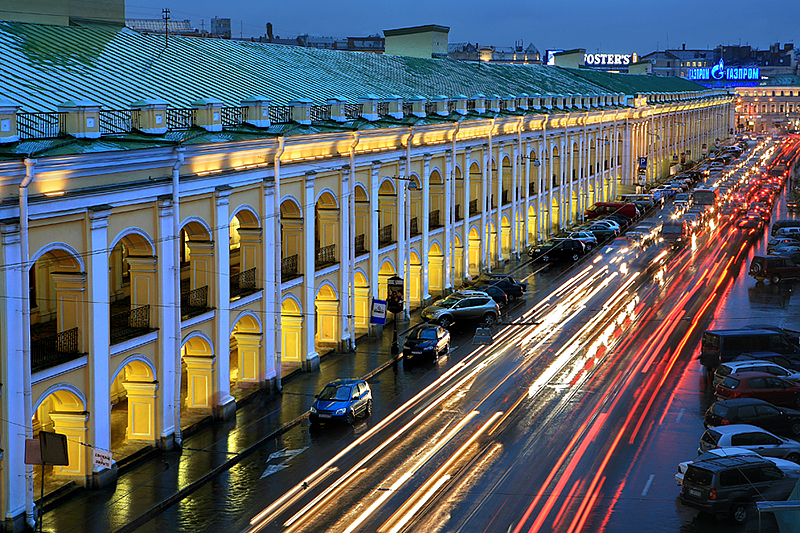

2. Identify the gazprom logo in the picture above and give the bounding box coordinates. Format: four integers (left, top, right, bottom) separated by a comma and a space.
710, 59, 725, 80
686, 58, 759, 82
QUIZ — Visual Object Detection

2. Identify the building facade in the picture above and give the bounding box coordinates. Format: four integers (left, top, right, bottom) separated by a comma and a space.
735, 82, 800, 133
0, 20, 732, 530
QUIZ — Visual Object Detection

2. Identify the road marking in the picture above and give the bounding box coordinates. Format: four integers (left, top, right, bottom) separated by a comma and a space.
675, 408, 685, 424
641, 474, 655, 496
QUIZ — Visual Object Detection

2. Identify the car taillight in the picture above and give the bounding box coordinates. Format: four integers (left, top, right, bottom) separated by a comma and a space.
721, 418, 730, 425
709, 488, 717, 501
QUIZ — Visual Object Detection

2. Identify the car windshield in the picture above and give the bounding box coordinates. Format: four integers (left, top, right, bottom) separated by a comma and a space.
721, 376, 740, 389
318, 384, 352, 401
710, 403, 729, 417
412, 328, 438, 340
436, 296, 463, 309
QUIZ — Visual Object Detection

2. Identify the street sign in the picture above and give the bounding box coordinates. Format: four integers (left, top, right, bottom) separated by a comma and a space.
370, 298, 387, 325
638, 156, 647, 169
93, 448, 113, 469
387, 276, 404, 314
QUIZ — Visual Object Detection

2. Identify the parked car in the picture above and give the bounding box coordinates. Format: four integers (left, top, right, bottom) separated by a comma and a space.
681, 455, 800, 523
403, 324, 450, 363
562, 231, 598, 251
529, 238, 586, 263
420, 290, 500, 328
713, 360, 800, 388
701, 327, 800, 369
675, 446, 800, 486
309, 378, 372, 425
585, 202, 640, 220
698, 424, 800, 461
749, 255, 800, 284
715, 371, 800, 409
478, 273, 528, 292
705, 398, 800, 437
734, 351, 800, 372
470, 283, 509, 307
583, 224, 618, 241
767, 237, 799, 253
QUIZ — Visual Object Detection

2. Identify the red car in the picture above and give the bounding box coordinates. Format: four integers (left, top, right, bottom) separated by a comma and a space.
716, 371, 800, 409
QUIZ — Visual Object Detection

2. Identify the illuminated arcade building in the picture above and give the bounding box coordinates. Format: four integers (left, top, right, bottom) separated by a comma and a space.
0, 18, 731, 528
734, 80, 800, 133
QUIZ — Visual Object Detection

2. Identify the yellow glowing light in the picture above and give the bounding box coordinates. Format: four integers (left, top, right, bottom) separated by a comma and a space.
44, 191, 65, 197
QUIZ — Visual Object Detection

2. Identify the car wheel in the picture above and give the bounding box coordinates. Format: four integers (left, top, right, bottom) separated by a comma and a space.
542, 255, 550, 262
730, 503, 748, 524
364, 399, 373, 418
438, 316, 452, 328
585, 244, 593, 251
787, 452, 800, 464
771, 274, 782, 284
346, 409, 356, 425
571, 253, 580, 262
795, 395, 800, 409
482, 313, 497, 326
791, 421, 800, 437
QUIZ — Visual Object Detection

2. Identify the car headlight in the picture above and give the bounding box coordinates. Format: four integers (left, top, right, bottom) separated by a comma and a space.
335, 408, 346, 415
310, 406, 317, 413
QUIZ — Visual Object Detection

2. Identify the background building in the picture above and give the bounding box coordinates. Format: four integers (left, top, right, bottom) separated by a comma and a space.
735, 77, 800, 133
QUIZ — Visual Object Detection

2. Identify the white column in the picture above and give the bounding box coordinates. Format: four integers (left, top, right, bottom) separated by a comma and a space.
481, 144, 489, 271
444, 150, 453, 289
213, 186, 235, 418
462, 151, 471, 279
422, 154, 431, 301
156, 197, 178, 448
495, 144, 503, 265
339, 166, 352, 347
303, 174, 319, 370
87, 206, 112, 475
369, 162, 380, 302
566, 136, 574, 225
1, 221, 26, 516
523, 140, 531, 249
396, 160, 408, 320
262, 179, 277, 386
512, 142, 519, 258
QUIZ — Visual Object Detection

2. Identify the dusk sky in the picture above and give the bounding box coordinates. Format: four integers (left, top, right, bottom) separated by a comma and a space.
125, 0, 796, 55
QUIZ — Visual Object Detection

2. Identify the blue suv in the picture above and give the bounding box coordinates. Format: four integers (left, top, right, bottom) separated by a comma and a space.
309, 378, 372, 425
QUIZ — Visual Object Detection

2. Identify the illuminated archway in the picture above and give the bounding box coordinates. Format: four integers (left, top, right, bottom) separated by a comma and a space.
281, 296, 303, 377
33, 386, 88, 487
315, 283, 340, 354
468, 227, 481, 277
230, 312, 262, 391
428, 242, 444, 297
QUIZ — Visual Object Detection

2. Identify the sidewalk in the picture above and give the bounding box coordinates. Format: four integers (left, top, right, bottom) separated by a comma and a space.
42, 258, 529, 533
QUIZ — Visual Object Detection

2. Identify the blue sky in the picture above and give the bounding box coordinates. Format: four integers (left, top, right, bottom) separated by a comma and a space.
125, 0, 796, 55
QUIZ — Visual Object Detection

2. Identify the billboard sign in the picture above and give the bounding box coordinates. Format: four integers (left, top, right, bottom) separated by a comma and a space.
686, 59, 759, 82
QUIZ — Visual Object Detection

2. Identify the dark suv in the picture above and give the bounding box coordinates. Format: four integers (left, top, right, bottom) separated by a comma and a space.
529, 239, 586, 263
681, 455, 800, 523
705, 398, 800, 437
420, 290, 500, 328
749, 255, 800, 284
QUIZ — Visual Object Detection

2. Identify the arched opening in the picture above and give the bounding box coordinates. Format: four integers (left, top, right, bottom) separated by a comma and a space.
33, 388, 87, 494
180, 220, 213, 319
454, 234, 464, 282
408, 251, 422, 308
110, 357, 158, 460
354, 185, 370, 257
469, 162, 482, 216
454, 167, 464, 221
429, 169, 445, 229
29, 246, 85, 373
315, 284, 340, 355
468, 228, 481, 277
501, 155, 512, 205
230, 208, 261, 299
109, 231, 156, 345
378, 261, 396, 301
500, 216, 512, 259
378, 180, 397, 248
230, 314, 262, 396
515, 210, 525, 251
486, 220, 498, 267
589, 139, 597, 176
353, 272, 370, 337
428, 242, 444, 297
180, 335, 215, 428
551, 146, 561, 190
550, 197, 560, 233
408, 176, 423, 237
528, 205, 538, 243
280, 199, 303, 282
489, 158, 498, 209
315, 191, 339, 270
281, 297, 303, 377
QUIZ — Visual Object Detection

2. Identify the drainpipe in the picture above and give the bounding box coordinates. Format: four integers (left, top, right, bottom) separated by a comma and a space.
172, 147, 184, 447
274, 138, 285, 390
450, 122, 460, 285
348, 133, 359, 351
404, 127, 415, 322
20, 158, 36, 530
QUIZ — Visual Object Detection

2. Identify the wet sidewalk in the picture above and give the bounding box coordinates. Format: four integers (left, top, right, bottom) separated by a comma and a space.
42, 259, 530, 533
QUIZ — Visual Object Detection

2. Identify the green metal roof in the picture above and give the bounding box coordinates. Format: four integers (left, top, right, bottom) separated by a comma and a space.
564, 67, 708, 94
0, 20, 708, 113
